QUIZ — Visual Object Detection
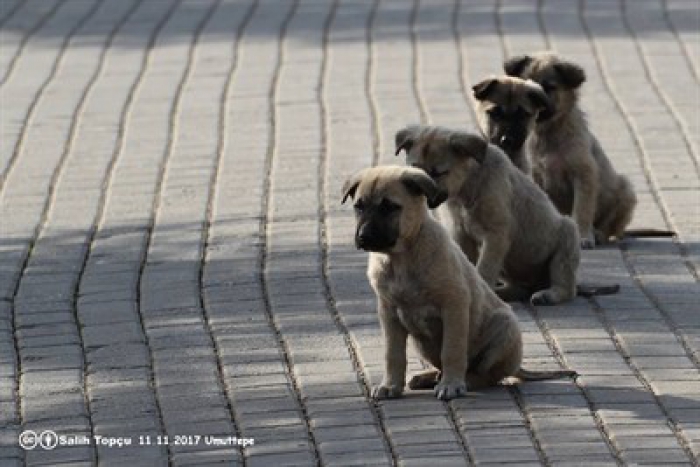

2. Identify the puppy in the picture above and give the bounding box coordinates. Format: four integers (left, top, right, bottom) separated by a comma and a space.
503, 52, 641, 248
396, 125, 588, 305
473, 76, 552, 177
342, 166, 576, 400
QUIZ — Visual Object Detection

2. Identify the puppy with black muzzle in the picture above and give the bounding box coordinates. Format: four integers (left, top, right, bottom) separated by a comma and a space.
503, 52, 674, 246
395, 125, 620, 304
473, 76, 552, 177
342, 166, 576, 400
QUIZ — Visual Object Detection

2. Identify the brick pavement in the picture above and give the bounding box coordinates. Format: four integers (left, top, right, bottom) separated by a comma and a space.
0, 0, 698, 465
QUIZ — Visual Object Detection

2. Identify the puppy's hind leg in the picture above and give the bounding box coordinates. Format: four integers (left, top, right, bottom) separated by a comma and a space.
596, 175, 636, 243
468, 310, 522, 388
531, 218, 580, 306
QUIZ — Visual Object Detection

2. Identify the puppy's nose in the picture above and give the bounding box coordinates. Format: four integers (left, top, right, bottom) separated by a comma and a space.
356, 231, 370, 249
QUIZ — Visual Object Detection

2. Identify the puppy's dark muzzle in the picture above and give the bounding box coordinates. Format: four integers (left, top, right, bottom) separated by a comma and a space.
355, 224, 394, 252
495, 134, 524, 152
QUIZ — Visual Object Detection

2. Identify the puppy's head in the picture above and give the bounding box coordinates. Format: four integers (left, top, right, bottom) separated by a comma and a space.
472, 76, 551, 154
395, 125, 488, 197
341, 166, 445, 253
503, 52, 585, 121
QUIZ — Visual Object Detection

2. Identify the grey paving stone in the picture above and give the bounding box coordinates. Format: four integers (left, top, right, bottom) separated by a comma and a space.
311, 410, 376, 429
90, 392, 158, 422
398, 458, 468, 467
319, 449, 391, 467
318, 438, 386, 455
24, 446, 94, 466
620, 447, 693, 464
86, 343, 150, 369
470, 445, 541, 463
246, 451, 316, 467
21, 392, 88, 422
92, 415, 161, 437
170, 449, 242, 466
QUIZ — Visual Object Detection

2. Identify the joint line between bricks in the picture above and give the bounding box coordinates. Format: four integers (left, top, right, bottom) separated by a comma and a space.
7, 0, 119, 462
505, 384, 551, 467
620, 0, 700, 178
409, 0, 429, 126
0, 0, 64, 86
537, 0, 554, 50
0, 0, 28, 29
0, 0, 69, 192
318, 0, 399, 464
200, 0, 259, 464
452, 0, 480, 130
136, 0, 223, 463
493, 0, 509, 59
259, 1, 322, 465
75, 0, 184, 463
661, 0, 700, 84
366, 0, 381, 167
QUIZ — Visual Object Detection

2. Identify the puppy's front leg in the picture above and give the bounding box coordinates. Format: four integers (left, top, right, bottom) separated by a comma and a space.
372, 298, 407, 399
572, 164, 599, 248
476, 232, 510, 288
435, 304, 469, 400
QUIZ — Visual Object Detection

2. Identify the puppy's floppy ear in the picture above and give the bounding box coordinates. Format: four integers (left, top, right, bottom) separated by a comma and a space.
504, 55, 532, 77
554, 62, 586, 89
401, 169, 448, 209
527, 87, 554, 122
472, 78, 498, 101
449, 132, 488, 164
341, 169, 366, 204
395, 125, 420, 156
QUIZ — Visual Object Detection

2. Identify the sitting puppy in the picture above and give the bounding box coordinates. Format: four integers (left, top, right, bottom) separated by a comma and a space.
503, 52, 639, 248
472, 75, 552, 177
396, 125, 586, 305
341, 166, 576, 400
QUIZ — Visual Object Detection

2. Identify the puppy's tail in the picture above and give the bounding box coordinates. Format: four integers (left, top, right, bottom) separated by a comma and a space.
576, 283, 620, 297
516, 368, 578, 381
623, 228, 676, 238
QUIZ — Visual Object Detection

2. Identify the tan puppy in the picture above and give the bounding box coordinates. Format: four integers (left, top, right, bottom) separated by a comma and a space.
503, 52, 638, 248
396, 125, 585, 305
341, 166, 576, 400
473, 76, 552, 177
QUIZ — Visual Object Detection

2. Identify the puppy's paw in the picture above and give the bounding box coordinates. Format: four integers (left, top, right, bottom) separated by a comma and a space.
371, 384, 404, 400
434, 380, 467, 400
530, 290, 556, 306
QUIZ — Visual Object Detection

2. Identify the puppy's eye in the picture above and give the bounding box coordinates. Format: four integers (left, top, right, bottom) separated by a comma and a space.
379, 199, 401, 213
354, 200, 365, 212
428, 168, 447, 179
